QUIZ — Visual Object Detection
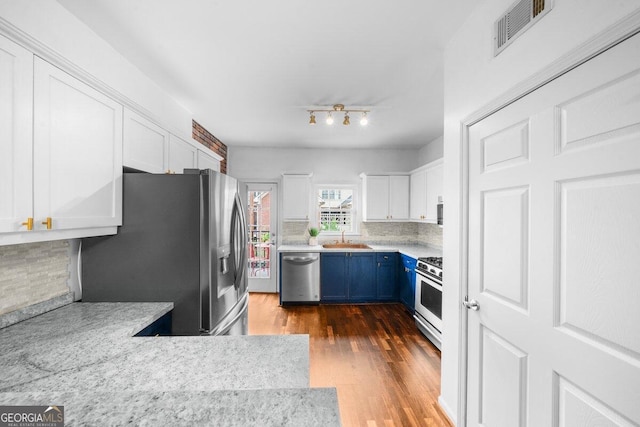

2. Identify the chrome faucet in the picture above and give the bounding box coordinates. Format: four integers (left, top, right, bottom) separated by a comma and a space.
341, 230, 345, 243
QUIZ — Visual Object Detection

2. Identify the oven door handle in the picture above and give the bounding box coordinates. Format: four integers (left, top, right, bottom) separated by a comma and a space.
416, 271, 443, 290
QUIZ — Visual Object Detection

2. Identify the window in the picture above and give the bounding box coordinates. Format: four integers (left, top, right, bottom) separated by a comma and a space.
316, 186, 357, 233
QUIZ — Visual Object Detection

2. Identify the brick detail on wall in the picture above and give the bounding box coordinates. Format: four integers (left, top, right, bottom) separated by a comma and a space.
192, 120, 228, 174
0, 241, 70, 316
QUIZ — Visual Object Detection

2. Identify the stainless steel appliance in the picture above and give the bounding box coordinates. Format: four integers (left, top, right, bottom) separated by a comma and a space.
414, 256, 443, 350
280, 252, 320, 304
82, 170, 248, 336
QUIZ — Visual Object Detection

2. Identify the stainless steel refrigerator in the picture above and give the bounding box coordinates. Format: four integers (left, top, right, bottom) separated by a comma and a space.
81, 169, 248, 336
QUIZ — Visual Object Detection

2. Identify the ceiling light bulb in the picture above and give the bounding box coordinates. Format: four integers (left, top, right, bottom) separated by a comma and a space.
326, 112, 334, 125
309, 112, 316, 125
360, 113, 368, 126
343, 113, 350, 126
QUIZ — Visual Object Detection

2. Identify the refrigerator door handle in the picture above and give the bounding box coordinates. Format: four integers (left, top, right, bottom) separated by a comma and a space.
211, 292, 249, 336
231, 192, 247, 291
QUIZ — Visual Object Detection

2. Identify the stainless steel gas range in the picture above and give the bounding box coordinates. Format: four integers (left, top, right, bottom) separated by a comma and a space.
414, 256, 443, 350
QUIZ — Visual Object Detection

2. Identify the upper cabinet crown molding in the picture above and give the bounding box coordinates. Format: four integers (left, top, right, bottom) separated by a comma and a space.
0, 16, 186, 143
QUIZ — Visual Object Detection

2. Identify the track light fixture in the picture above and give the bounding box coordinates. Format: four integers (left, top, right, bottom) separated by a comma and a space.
307, 104, 370, 126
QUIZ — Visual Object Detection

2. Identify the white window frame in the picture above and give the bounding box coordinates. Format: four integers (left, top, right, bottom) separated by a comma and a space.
314, 183, 360, 236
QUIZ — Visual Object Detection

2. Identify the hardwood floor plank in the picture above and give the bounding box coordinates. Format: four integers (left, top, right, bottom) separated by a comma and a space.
248, 293, 453, 427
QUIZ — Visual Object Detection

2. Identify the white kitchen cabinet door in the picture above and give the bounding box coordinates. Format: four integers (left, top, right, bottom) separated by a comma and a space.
363, 175, 390, 220
362, 175, 409, 221
123, 108, 169, 173
197, 149, 220, 172
0, 36, 33, 233
409, 168, 427, 221
33, 58, 123, 231
425, 161, 443, 223
168, 134, 196, 173
282, 174, 311, 221
388, 175, 410, 220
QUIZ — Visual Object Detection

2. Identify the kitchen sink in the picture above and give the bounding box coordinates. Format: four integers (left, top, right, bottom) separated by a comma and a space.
322, 243, 371, 249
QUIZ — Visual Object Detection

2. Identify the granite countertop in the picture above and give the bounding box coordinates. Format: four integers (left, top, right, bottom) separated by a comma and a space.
278, 243, 442, 259
0, 302, 340, 426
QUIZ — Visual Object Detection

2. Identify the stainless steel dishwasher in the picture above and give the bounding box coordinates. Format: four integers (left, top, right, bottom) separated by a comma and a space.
280, 252, 320, 304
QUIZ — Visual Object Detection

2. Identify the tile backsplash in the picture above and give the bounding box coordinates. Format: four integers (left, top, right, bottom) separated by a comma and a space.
282, 221, 442, 248
0, 241, 71, 316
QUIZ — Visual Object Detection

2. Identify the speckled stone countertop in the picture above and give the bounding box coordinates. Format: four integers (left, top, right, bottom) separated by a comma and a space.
0, 302, 340, 426
1, 389, 340, 426
278, 243, 442, 259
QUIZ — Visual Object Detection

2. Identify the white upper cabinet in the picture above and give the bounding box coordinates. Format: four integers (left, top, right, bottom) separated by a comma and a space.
425, 161, 443, 223
124, 110, 209, 174
168, 134, 196, 173
197, 149, 220, 172
123, 108, 169, 173
410, 159, 443, 223
0, 36, 33, 233
33, 57, 123, 231
362, 174, 409, 221
389, 175, 410, 220
410, 169, 427, 221
282, 173, 311, 221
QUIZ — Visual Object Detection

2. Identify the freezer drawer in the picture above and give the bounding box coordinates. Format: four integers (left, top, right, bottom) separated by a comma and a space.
280, 252, 320, 304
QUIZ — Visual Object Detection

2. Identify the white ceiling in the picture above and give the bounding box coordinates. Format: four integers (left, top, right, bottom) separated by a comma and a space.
56, 0, 478, 149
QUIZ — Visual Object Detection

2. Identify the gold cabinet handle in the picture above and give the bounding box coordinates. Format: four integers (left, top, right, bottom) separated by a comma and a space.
21, 217, 34, 231
42, 217, 52, 230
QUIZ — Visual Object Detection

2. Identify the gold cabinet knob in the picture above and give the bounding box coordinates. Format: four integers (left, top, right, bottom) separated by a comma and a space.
21, 217, 34, 231
42, 217, 52, 230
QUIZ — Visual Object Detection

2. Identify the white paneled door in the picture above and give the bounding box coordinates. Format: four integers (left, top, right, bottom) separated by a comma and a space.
466, 33, 640, 426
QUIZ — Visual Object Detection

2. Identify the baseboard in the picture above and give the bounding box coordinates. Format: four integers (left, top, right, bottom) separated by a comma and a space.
438, 395, 457, 426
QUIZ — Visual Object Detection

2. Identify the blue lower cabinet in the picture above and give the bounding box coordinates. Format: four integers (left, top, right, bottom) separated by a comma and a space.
348, 253, 376, 301
399, 254, 417, 313
134, 311, 172, 336
376, 252, 399, 301
320, 252, 376, 302
320, 253, 348, 301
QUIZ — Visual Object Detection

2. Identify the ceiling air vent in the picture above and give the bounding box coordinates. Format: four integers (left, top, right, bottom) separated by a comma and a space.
494, 0, 553, 56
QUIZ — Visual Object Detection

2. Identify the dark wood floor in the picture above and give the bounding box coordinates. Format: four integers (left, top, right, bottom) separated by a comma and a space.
248, 293, 453, 427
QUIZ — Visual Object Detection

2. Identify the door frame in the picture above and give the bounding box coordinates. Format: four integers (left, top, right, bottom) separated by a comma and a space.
241, 180, 279, 293
456, 12, 640, 427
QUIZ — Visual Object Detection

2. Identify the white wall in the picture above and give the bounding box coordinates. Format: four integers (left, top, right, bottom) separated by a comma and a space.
229, 146, 420, 182
441, 1, 640, 424
418, 135, 444, 165
0, 0, 192, 137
